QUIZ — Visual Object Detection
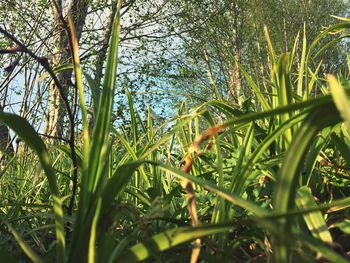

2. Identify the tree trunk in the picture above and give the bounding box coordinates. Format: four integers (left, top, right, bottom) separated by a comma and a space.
228, 49, 241, 103
227, 1, 242, 104
45, 0, 88, 138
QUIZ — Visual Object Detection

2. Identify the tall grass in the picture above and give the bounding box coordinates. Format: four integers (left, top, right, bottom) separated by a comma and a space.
1, 5, 350, 263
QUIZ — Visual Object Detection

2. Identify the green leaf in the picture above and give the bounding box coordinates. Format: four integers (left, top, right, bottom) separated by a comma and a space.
69, 14, 90, 170
296, 186, 333, 243
236, 60, 271, 111
274, 103, 341, 262
111, 127, 150, 187
296, 231, 349, 263
328, 75, 350, 133
0, 215, 43, 263
148, 161, 266, 216
222, 93, 333, 129
116, 223, 234, 262
69, 1, 122, 262
37, 63, 73, 82
126, 87, 138, 147
332, 220, 350, 235
84, 73, 101, 116
273, 103, 341, 262
85, 0, 122, 198
274, 103, 341, 213
297, 25, 306, 97
100, 161, 143, 217
0, 112, 65, 262
331, 130, 350, 166
88, 198, 102, 263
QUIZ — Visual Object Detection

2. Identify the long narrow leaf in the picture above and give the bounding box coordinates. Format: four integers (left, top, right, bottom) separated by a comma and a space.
273, 103, 341, 262
296, 186, 333, 243
0, 112, 65, 262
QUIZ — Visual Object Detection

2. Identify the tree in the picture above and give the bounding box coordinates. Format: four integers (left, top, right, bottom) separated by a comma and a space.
0, 0, 175, 138
44, 0, 89, 137
160, 0, 347, 105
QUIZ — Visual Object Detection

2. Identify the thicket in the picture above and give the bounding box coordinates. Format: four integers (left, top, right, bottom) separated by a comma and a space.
1, 1, 350, 263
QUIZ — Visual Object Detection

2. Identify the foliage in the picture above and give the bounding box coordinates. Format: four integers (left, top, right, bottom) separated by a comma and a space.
1, 2, 350, 263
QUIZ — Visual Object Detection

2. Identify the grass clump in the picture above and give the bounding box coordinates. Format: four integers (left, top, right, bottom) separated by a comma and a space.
1, 4, 350, 263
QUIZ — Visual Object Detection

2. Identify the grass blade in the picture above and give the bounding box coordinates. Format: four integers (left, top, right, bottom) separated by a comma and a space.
273, 103, 341, 262
297, 25, 307, 97
116, 223, 234, 263
148, 161, 266, 216
328, 75, 350, 133
0, 112, 65, 262
85, 0, 121, 197
0, 215, 44, 263
296, 186, 333, 243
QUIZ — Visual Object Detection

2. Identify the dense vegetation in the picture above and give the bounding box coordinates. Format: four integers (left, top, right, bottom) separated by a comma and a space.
1, 1, 350, 262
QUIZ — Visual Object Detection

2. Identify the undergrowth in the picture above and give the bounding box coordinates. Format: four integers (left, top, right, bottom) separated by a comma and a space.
1, 3, 350, 263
